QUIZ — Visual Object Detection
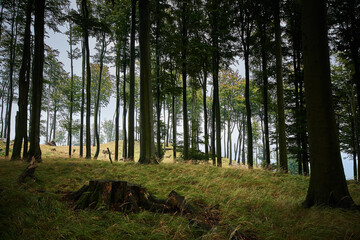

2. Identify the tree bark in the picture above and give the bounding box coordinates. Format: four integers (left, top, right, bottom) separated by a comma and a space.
122, 41, 127, 159
274, 0, 287, 172
127, 0, 136, 161
80, 38, 86, 157
182, 1, 189, 160
301, 0, 356, 208
68, 21, 74, 157
27, 0, 45, 162
202, 68, 209, 160
94, 33, 106, 159
82, 0, 91, 159
11, 0, 33, 160
138, 0, 155, 164
115, 50, 120, 161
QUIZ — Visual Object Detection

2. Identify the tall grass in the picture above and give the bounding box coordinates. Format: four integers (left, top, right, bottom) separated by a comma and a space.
0, 154, 359, 239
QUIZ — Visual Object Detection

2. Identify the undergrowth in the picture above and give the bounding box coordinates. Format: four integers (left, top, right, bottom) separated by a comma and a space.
0, 157, 359, 240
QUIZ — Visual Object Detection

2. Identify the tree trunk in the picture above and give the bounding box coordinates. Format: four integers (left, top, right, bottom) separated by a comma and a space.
274, 0, 287, 172
80, 38, 86, 158
115, 50, 120, 161
182, 1, 189, 160
260, 19, 270, 168
127, 0, 136, 161
27, 0, 45, 162
5, 1, 18, 157
301, 0, 356, 208
11, 0, 33, 160
202, 68, 209, 160
68, 21, 74, 157
122, 41, 127, 159
94, 33, 106, 159
138, 0, 155, 164
82, 0, 91, 159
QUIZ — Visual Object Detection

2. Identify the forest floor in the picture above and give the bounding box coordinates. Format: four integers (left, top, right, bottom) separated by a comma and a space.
0, 142, 360, 240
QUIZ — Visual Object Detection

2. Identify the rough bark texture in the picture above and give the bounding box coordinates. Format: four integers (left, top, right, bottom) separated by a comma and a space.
68, 180, 190, 214
138, 0, 156, 164
273, 0, 288, 172
27, 0, 45, 162
127, 0, 136, 161
301, 0, 356, 209
11, 0, 33, 161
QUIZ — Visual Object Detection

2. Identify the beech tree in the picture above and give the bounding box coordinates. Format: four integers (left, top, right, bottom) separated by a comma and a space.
301, 0, 356, 208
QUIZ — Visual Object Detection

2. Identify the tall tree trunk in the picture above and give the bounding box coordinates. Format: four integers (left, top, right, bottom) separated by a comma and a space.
242, 113, 246, 165
94, 33, 106, 159
301, 0, 356, 208
155, 0, 161, 159
82, 0, 91, 159
171, 63, 177, 159
138, 0, 155, 164
274, 0, 288, 172
5, 1, 18, 157
202, 69, 209, 160
182, 1, 189, 160
68, 21, 74, 157
11, 0, 33, 160
122, 42, 127, 159
80, 38, 86, 157
299, 78, 309, 175
211, 94, 216, 165
260, 19, 270, 168
115, 50, 120, 161
211, 0, 221, 167
127, 0, 136, 161
27, 0, 45, 162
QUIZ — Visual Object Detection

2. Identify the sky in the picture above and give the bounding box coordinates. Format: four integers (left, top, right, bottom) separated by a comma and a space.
6, 1, 356, 180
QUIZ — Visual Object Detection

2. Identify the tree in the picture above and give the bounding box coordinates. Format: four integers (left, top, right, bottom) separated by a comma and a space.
138, 0, 155, 164
127, 0, 136, 161
301, 0, 356, 208
273, 0, 287, 172
11, 0, 33, 161
81, 0, 92, 159
27, 0, 45, 162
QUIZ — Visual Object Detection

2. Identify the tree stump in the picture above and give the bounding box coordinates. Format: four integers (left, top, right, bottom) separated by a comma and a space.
67, 180, 190, 214
18, 158, 37, 183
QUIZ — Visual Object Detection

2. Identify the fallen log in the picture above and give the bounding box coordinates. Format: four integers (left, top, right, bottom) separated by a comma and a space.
67, 180, 190, 214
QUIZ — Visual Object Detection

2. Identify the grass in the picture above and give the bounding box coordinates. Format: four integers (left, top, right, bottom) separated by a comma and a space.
0, 142, 360, 239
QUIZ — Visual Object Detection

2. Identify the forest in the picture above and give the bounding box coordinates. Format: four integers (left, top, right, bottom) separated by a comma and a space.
0, 0, 360, 239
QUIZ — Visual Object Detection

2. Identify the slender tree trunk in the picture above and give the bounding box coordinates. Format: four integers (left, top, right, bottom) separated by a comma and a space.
274, 0, 288, 172
82, 0, 91, 159
94, 33, 106, 159
155, 0, 161, 159
202, 69, 209, 160
299, 78, 309, 175
115, 50, 120, 161
80, 38, 86, 157
241, 114, 246, 165
301, 0, 356, 208
182, 1, 189, 160
11, 0, 33, 160
69, 21, 74, 157
138, 0, 155, 164
166, 103, 170, 147
260, 19, 270, 168
127, 0, 136, 161
5, 1, 18, 157
122, 42, 127, 159
211, 91, 216, 165
27, 0, 45, 162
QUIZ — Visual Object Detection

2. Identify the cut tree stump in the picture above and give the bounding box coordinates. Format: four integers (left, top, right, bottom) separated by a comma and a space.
67, 180, 190, 214
18, 158, 37, 183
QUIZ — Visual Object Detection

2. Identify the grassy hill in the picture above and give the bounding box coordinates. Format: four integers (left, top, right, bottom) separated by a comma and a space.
0, 143, 359, 239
